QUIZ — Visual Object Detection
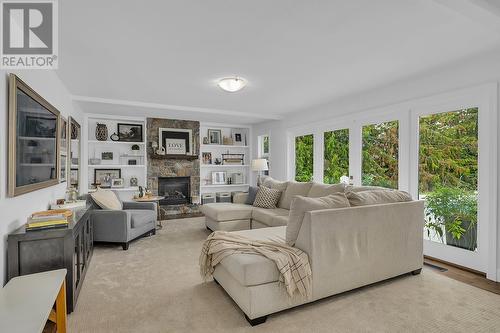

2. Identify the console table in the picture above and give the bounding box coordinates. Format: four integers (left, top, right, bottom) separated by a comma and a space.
0, 269, 67, 333
7, 206, 92, 313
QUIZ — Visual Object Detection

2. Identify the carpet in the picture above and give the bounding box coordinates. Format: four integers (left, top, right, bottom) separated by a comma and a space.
69, 217, 500, 332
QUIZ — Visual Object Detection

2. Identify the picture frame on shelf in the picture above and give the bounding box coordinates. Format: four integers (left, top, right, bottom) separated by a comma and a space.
211, 171, 226, 185
208, 129, 222, 145
202, 152, 212, 164
159, 128, 193, 155
231, 128, 246, 146
111, 178, 124, 188
117, 123, 143, 142
101, 152, 113, 160
94, 169, 121, 188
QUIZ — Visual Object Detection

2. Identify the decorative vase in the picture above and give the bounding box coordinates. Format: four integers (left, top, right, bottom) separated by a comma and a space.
95, 123, 108, 141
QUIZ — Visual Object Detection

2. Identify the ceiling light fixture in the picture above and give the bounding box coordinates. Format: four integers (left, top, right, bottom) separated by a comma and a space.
217, 77, 247, 92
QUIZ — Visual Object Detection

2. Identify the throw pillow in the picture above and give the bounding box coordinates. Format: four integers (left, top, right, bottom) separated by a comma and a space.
253, 186, 282, 209
279, 181, 313, 209
90, 188, 123, 210
245, 186, 259, 205
346, 189, 412, 206
286, 193, 350, 246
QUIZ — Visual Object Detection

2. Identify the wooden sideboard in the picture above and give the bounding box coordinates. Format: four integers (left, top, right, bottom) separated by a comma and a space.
7, 207, 93, 313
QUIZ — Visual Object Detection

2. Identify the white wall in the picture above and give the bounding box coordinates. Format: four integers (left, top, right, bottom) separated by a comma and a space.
0, 70, 83, 285
252, 46, 500, 279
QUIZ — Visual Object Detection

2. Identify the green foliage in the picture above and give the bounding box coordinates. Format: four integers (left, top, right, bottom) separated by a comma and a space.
263, 135, 269, 154
362, 121, 399, 189
323, 129, 349, 184
424, 187, 477, 244
419, 108, 478, 192
295, 134, 313, 181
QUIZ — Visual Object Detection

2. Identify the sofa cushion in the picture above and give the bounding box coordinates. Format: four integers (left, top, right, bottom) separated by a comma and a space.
286, 193, 350, 246
129, 210, 155, 228
345, 185, 390, 192
346, 189, 412, 206
253, 187, 282, 209
90, 188, 122, 210
307, 182, 346, 197
262, 177, 288, 192
219, 227, 286, 286
245, 186, 259, 205
200, 203, 253, 222
252, 207, 289, 227
272, 215, 289, 226
279, 181, 313, 209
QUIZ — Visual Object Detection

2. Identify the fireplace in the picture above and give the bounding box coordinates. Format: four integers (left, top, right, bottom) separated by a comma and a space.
158, 177, 191, 205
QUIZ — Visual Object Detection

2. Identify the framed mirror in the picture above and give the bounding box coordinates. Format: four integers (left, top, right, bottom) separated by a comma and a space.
8, 74, 60, 197
60, 116, 68, 183
68, 117, 81, 192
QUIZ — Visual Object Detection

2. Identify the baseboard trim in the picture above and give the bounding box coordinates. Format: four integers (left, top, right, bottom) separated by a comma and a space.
424, 255, 486, 277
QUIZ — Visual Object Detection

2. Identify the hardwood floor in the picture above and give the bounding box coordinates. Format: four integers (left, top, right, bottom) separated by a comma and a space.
424, 257, 500, 295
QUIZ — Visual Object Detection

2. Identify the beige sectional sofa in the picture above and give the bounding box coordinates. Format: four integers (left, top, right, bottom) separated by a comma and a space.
213, 200, 424, 325
201, 179, 346, 231
201, 178, 424, 325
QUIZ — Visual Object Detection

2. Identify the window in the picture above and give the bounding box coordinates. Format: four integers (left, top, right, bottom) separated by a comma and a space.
295, 134, 314, 182
323, 128, 349, 184
258, 135, 270, 175
419, 108, 478, 251
362, 120, 399, 189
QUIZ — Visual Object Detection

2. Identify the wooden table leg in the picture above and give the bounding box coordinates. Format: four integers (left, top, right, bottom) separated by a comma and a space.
55, 280, 67, 333
156, 201, 163, 229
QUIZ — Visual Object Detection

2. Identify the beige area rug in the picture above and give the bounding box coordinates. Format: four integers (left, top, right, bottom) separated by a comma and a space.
69, 217, 500, 333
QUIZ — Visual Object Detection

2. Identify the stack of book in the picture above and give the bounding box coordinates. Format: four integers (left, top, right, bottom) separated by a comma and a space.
26, 213, 69, 231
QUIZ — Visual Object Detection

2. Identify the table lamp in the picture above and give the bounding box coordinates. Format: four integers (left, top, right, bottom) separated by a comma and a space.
251, 159, 269, 186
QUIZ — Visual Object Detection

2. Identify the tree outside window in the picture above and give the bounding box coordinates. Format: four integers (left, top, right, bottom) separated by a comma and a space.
295, 134, 313, 182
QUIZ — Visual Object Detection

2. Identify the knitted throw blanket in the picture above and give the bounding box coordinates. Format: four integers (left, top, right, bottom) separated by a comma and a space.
200, 231, 312, 298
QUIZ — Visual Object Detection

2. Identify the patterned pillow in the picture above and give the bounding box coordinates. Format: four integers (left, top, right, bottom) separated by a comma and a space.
253, 186, 282, 209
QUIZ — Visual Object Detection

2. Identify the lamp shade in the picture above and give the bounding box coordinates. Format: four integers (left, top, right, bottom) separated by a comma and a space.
251, 159, 269, 171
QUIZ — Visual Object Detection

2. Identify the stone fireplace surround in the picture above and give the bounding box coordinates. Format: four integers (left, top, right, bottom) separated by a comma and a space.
147, 118, 201, 219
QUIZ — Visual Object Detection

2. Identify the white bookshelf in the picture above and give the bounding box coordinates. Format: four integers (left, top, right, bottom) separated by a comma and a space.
83, 114, 147, 196
199, 122, 252, 195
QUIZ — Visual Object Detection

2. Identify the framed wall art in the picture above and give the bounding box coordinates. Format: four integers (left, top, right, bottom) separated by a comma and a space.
118, 123, 143, 142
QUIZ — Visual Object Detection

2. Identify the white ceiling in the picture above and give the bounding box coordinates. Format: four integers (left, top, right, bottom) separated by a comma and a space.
57, 0, 500, 124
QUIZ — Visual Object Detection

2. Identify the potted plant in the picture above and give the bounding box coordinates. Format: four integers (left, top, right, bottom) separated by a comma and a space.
424, 187, 477, 251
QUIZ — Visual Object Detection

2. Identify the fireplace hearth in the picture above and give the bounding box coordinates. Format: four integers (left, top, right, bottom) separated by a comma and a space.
158, 177, 191, 205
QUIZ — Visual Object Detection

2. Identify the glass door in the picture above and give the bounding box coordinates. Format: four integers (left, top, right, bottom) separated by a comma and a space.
411, 103, 494, 275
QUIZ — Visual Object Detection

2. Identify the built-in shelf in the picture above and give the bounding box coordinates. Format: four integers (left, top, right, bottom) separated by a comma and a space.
148, 154, 198, 160
88, 164, 145, 168
201, 144, 249, 149
19, 163, 55, 167
88, 140, 146, 145
201, 164, 249, 168
201, 183, 250, 188
19, 136, 55, 141
87, 186, 139, 192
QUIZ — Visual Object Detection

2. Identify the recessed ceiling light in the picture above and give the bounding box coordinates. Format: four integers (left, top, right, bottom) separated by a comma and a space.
217, 77, 247, 92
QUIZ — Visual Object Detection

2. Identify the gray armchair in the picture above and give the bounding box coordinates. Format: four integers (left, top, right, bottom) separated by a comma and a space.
86, 195, 157, 250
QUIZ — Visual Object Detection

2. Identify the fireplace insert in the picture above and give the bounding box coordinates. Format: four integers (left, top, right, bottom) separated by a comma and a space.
158, 176, 191, 205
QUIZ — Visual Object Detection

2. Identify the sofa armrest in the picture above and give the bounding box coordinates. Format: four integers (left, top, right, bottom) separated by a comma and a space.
123, 201, 156, 211
295, 200, 424, 300
91, 210, 130, 243
232, 192, 249, 204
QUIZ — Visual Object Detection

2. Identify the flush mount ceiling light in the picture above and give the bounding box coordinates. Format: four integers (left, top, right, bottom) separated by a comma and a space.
217, 77, 247, 92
